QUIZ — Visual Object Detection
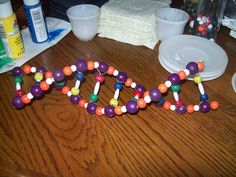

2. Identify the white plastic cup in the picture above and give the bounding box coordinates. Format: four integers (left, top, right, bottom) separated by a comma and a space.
66, 4, 100, 41
155, 8, 189, 41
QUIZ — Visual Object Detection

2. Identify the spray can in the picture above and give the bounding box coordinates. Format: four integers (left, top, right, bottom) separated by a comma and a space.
0, 0, 25, 59
23, 0, 48, 43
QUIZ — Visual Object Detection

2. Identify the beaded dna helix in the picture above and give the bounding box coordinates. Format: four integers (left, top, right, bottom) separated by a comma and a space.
11, 60, 219, 117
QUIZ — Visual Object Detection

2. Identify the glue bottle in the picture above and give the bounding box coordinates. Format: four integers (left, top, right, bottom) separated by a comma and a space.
0, 0, 25, 59
23, 0, 48, 43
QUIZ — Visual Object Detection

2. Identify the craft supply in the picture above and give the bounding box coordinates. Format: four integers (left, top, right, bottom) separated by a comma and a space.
0, 38, 6, 56
182, 0, 228, 41
11, 59, 219, 117
23, 0, 48, 43
0, 0, 25, 59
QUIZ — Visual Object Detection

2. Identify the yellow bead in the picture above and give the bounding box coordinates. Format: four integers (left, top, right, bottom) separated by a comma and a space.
34, 72, 43, 81
110, 98, 118, 107
71, 87, 80, 95
194, 75, 202, 84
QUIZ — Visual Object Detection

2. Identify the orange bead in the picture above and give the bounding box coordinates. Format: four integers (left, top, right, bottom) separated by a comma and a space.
78, 99, 86, 107
96, 107, 103, 116
45, 71, 52, 78
163, 101, 171, 110
40, 81, 50, 91
115, 106, 123, 115
197, 62, 204, 71
125, 78, 132, 87
137, 98, 147, 108
87, 61, 94, 70
210, 101, 219, 110
178, 70, 186, 80
23, 65, 31, 74
187, 104, 194, 113
107, 66, 115, 75
143, 91, 149, 97
63, 66, 72, 76
21, 94, 31, 104
62, 86, 70, 95
158, 83, 168, 93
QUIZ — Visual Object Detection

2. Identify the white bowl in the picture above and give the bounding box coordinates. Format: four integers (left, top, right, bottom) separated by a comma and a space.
67, 4, 100, 41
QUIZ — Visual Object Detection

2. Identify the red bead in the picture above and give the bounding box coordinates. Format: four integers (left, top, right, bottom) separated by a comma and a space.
96, 75, 104, 83
16, 89, 24, 96
133, 90, 143, 98
174, 100, 184, 107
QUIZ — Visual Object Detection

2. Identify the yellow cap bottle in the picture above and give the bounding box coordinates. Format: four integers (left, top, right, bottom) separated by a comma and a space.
0, 0, 25, 59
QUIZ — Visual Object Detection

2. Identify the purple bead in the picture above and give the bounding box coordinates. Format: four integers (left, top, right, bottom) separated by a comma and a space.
87, 102, 97, 114
30, 85, 43, 97
168, 73, 180, 85
37, 66, 46, 74
12, 96, 24, 109
149, 88, 162, 102
53, 68, 64, 82
116, 72, 127, 83
12, 67, 23, 76
186, 62, 198, 75
98, 61, 109, 74
70, 95, 81, 104
135, 84, 145, 93
104, 105, 115, 118
176, 106, 187, 114
76, 59, 87, 72
199, 101, 210, 113
126, 100, 138, 114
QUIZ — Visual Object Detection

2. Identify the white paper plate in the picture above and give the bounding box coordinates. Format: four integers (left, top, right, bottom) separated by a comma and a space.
158, 53, 226, 81
159, 35, 228, 75
232, 73, 236, 93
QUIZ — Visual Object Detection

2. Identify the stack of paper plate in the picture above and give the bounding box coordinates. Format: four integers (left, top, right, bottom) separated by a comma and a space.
158, 35, 228, 81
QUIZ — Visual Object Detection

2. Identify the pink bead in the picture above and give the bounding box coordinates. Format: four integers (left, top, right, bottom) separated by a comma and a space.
174, 100, 184, 107
96, 75, 105, 83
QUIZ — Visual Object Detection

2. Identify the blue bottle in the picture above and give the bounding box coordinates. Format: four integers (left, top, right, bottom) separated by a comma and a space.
23, 0, 48, 43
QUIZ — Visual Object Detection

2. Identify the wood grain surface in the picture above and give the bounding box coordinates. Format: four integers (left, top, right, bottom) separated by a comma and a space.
0, 27, 236, 177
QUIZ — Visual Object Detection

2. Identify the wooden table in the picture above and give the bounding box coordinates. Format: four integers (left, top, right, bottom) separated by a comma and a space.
0, 26, 236, 177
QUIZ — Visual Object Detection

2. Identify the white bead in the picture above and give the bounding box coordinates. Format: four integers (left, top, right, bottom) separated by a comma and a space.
184, 69, 190, 76
46, 78, 53, 85
199, 20, 204, 25
134, 95, 139, 100
144, 96, 151, 103
16, 82, 21, 90
84, 103, 88, 108
165, 80, 172, 88
173, 92, 179, 101
197, 17, 202, 21
93, 82, 100, 95
114, 89, 120, 100
51, 77, 55, 82
71, 65, 77, 72
170, 105, 176, 111
208, 24, 213, 29
131, 82, 136, 89
27, 92, 34, 99
189, 20, 194, 28
94, 62, 99, 69
31, 67, 36, 73
75, 80, 81, 89
113, 70, 119, 76
101, 108, 105, 114
121, 106, 127, 113
194, 105, 199, 111
198, 83, 205, 95
67, 91, 72, 97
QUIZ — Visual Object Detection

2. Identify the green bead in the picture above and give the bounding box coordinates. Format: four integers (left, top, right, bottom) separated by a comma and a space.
57, 80, 65, 86
14, 76, 22, 83
132, 97, 138, 102
89, 93, 98, 102
171, 84, 180, 92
